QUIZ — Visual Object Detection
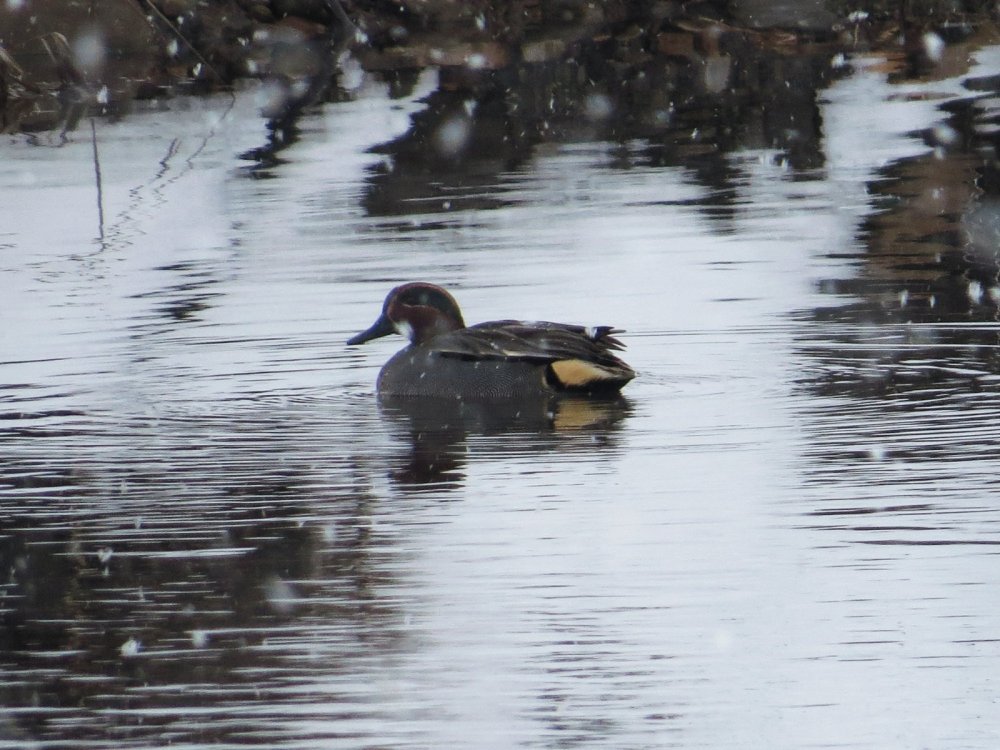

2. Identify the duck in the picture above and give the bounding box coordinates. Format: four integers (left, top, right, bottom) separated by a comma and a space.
347, 282, 635, 398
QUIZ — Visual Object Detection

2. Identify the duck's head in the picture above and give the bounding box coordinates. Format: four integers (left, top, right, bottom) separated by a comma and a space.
348, 282, 466, 346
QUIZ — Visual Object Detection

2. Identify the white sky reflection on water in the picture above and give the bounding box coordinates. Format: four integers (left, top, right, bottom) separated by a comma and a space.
2, 44, 1000, 750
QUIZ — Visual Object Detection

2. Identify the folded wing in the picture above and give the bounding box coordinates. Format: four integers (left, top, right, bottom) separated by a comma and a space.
431, 321, 635, 391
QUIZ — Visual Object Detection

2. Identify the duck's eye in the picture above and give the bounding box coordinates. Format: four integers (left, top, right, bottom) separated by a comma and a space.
403, 291, 429, 307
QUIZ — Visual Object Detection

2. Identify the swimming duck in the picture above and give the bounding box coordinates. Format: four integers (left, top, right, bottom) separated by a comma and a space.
348, 282, 635, 398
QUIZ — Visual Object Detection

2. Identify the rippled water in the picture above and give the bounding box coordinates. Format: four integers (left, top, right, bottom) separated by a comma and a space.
3, 42, 1000, 749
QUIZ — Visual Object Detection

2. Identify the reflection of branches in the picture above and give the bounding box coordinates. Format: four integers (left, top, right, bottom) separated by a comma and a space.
81, 93, 233, 256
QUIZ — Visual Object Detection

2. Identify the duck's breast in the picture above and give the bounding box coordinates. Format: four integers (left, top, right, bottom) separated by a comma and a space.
376, 347, 551, 399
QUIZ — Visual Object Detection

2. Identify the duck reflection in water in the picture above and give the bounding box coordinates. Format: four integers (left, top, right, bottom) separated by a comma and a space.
347, 282, 635, 489
378, 394, 632, 489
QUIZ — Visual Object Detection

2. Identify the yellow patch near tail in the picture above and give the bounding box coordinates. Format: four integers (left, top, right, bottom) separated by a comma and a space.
550, 358, 616, 388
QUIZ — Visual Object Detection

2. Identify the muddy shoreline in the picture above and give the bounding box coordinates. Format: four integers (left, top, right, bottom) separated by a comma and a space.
1, 1, 996, 134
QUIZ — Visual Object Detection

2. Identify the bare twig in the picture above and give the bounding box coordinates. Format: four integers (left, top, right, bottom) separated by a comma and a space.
91, 118, 105, 242
129, 0, 228, 84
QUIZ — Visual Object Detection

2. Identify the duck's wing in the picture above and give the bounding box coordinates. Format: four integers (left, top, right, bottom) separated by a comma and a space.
431, 321, 635, 390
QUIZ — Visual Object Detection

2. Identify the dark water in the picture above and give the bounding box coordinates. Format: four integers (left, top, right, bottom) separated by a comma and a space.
3, 37, 1000, 749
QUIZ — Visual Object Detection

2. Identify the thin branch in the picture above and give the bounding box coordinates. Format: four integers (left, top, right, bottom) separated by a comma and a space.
91, 118, 105, 243
129, 0, 228, 84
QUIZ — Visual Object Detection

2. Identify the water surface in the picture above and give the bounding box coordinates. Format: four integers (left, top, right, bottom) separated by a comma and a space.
3, 41, 1000, 749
